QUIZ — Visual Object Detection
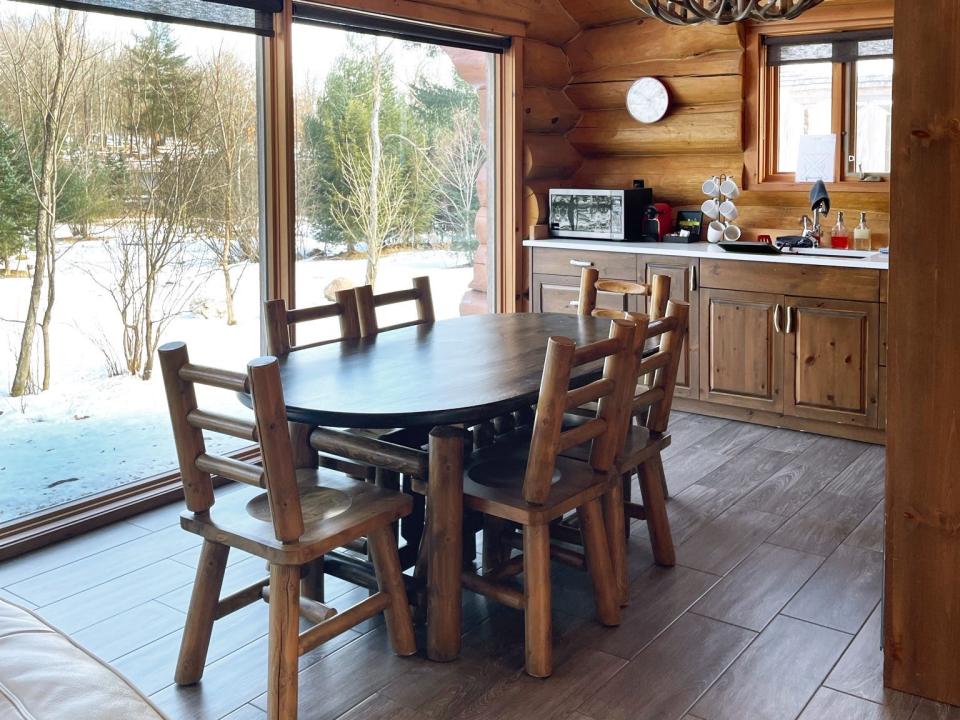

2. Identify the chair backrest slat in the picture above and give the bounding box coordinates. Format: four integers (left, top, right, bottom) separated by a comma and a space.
355, 276, 435, 338
196, 453, 265, 488
644, 300, 690, 433
160, 342, 306, 544
265, 289, 360, 356
187, 409, 258, 442
523, 318, 638, 505
578, 267, 671, 324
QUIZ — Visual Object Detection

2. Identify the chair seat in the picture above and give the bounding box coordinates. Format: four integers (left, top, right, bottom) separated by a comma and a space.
181, 468, 412, 565
559, 413, 671, 472
463, 432, 612, 525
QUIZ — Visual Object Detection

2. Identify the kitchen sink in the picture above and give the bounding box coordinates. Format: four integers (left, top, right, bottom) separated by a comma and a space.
783, 248, 880, 260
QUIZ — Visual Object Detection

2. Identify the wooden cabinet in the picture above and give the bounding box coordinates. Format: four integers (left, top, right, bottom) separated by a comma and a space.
699, 289, 784, 413
784, 297, 880, 428
639, 255, 699, 399
531, 247, 637, 280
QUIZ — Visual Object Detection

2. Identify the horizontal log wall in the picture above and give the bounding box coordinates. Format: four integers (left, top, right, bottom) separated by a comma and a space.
557, 0, 892, 246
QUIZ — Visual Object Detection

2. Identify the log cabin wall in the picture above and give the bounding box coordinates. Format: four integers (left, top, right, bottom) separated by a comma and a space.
555, 0, 893, 246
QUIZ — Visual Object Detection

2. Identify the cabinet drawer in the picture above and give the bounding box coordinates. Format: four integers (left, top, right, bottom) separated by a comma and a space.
533, 274, 636, 315
700, 259, 880, 302
532, 247, 637, 280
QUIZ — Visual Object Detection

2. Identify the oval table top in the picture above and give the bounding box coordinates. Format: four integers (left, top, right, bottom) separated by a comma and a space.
270, 312, 615, 429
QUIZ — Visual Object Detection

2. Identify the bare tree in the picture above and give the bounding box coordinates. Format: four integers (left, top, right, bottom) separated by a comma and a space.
198, 47, 258, 325
0, 9, 95, 395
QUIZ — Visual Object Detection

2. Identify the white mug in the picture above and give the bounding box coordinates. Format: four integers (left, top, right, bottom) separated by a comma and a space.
720, 177, 740, 199
719, 200, 739, 221
723, 224, 742, 242
701, 198, 721, 220
701, 176, 721, 198
706, 220, 727, 243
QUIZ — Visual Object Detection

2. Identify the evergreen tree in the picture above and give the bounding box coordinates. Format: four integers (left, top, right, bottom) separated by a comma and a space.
0, 122, 34, 271
120, 22, 198, 152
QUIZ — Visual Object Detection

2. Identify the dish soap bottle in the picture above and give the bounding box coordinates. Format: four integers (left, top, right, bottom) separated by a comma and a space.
831, 211, 849, 250
854, 212, 872, 251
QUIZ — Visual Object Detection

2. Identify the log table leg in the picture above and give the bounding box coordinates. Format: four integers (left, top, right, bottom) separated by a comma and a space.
427, 426, 465, 662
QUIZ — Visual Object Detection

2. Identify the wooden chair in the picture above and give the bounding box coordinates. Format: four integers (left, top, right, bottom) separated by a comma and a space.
354, 275, 435, 337
264, 289, 360, 356
560, 300, 690, 570
459, 318, 639, 678
577, 266, 671, 323
158, 342, 415, 720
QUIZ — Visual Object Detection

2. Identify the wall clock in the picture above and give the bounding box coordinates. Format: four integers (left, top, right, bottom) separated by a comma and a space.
626, 77, 670, 124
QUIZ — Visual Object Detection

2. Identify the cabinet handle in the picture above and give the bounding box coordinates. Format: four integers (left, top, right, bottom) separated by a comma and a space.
569, 259, 593, 268
568, 300, 580, 308
786, 306, 796, 334
774, 304, 783, 334
689, 266, 698, 293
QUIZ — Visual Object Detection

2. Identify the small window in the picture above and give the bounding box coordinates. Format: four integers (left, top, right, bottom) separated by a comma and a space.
763, 29, 893, 183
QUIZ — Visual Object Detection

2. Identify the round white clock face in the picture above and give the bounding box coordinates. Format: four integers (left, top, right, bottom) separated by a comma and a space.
626, 77, 670, 124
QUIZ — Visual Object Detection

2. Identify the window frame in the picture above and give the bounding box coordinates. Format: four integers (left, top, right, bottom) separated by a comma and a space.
744, 13, 893, 194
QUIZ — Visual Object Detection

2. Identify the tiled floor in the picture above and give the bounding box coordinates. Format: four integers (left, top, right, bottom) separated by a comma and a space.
1, 413, 955, 720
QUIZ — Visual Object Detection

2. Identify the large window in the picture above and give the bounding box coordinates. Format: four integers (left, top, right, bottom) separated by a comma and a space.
290, 10, 498, 344
0, 3, 264, 523
763, 29, 893, 183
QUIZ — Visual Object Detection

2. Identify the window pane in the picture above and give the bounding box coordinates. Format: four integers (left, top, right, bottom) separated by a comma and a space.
291, 22, 496, 346
778, 43, 832, 63
858, 38, 893, 58
776, 62, 834, 174
0, 3, 264, 522
854, 58, 893, 175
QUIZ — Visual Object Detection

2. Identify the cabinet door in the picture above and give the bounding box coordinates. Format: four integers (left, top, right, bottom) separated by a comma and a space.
699, 288, 784, 413
784, 297, 880, 427
639, 255, 699, 399
531, 274, 637, 315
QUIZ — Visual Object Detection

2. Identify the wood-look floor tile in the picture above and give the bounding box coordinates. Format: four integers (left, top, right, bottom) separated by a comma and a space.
578, 613, 755, 720
676, 508, 785, 576
572, 564, 720, 660
691, 615, 851, 720
659, 484, 742, 546
798, 687, 917, 720
156, 556, 268, 614
783, 544, 883, 634
155, 621, 362, 720
756, 428, 820, 455
0, 588, 35, 609
845, 501, 885, 553
221, 704, 268, 720
732, 437, 868, 517
451, 647, 625, 720
692, 543, 824, 631
825, 603, 915, 710
35, 558, 196, 634
662, 413, 730, 455
250, 629, 428, 720
8, 525, 201, 606
824, 445, 886, 505
695, 421, 775, 457
336, 693, 421, 720
661, 445, 730, 496
72, 600, 186, 662
911, 700, 960, 719
126, 501, 185, 532
766, 491, 876, 557
0, 521, 149, 588
114, 602, 272, 696
697, 447, 794, 496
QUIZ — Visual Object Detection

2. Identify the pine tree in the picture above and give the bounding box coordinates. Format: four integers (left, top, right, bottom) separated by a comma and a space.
0, 122, 35, 271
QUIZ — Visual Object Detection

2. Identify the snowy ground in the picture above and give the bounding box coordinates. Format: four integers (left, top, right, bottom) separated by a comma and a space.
0, 235, 477, 522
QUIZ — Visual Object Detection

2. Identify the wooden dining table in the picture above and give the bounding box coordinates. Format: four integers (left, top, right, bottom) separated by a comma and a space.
269, 312, 613, 662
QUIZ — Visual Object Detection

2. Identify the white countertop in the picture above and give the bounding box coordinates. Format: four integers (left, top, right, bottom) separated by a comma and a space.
524, 238, 889, 271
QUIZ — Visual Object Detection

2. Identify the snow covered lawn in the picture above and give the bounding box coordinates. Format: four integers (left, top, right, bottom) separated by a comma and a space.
0, 239, 477, 522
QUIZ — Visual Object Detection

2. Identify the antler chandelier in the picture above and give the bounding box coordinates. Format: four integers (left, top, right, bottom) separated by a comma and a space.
630, 0, 825, 25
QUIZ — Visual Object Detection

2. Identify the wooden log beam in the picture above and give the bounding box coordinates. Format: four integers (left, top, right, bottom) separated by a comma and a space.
524, 134, 583, 180
523, 87, 581, 134
524, 40, 572, 90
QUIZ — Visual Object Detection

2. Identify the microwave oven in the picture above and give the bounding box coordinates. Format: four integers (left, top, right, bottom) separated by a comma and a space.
548, 188, 656, 242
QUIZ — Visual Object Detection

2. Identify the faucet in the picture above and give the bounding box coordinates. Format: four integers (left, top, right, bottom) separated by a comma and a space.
800, 213, 822, 247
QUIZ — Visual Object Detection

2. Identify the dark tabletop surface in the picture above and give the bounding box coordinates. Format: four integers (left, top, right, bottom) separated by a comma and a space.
267, 313, 614, 429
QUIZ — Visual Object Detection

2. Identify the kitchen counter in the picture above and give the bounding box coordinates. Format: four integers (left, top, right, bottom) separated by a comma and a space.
523, 238, 889, 271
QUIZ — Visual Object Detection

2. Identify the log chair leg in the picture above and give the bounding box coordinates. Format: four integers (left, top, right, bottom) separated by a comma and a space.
602, 481, 629, 607
579, 498, 621, 627
482, 516, 511, 573
267, 564, 300, 720
638, 455, 676, 567
621, 472, 633, 539
301, 557, 324, 602
426, 427, 465, 662
175, 540, 229, 685
368, 527, 417, 656
523, 522, 553, 678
